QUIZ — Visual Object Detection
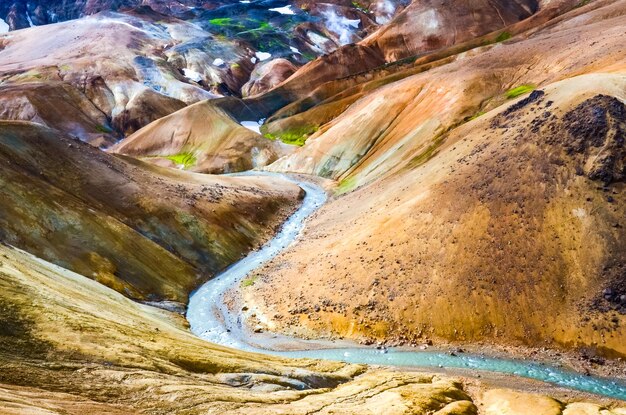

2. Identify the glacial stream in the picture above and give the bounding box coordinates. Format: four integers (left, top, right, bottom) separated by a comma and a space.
187, 173, 626, 401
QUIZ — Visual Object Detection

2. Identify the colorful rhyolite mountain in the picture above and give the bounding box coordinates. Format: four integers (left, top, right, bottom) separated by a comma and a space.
1, 0, 626, 414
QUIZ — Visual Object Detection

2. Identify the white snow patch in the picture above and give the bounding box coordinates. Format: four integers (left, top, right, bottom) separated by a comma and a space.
94, 17, 160, 37
241, 120, 263, 134
255, 51, 272, 61
572, 208, 587, 219
26, 12, 36, 27
183, 68, 203, 82
0, 18, 9, 33
290, 46, 301, 54
321, 10, 360, 45
212, 58, 225, 66
270, 5, 295, 15
307, 31, 331, 52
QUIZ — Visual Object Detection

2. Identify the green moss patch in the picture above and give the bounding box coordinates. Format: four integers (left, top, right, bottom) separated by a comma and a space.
241, 276, 258, 288
408, 134, 445, 169
351, 1, 368, 13
264, 125, 319, 147
495, 31, 512, 43
336, 176, 357, 195
209, 17, 235, 26
465, 111, 486, 122
95, 124, 113, 134
505, 84, 536, 99
164, 152, 197, 169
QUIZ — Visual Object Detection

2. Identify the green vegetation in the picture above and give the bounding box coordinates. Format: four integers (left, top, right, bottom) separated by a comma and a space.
209, 17, 235, 26
20, 70, 43, 80
465, 110, 486, 122
164, 152, 197, 169
351, 1, 368, 13
480, 31, 513, 47
505, 84, 536, 99
210, 18, 274, 36
495, 31, 512, 42
576, 0, 592, 7
301, 52, 317, 62
94, 124, 113, 134
257, 37, 288, 51
237, 20, 273, 35
264, 125, 319, 147
336, 176, 357, 194
241, 276, 258, 288
408, 134, 445, 169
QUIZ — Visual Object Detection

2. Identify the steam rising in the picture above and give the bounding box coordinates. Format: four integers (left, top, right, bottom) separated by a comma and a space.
321, 10, 360, 45
375, 0, 396, 24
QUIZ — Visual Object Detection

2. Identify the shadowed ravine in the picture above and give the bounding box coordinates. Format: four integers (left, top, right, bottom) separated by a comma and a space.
187, 173, 626, 400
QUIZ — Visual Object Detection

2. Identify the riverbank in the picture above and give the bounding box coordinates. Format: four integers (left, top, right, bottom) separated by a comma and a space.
187, 173, 626, 402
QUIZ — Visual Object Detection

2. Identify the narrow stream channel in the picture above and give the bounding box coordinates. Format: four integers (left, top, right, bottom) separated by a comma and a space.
187, 173, 626, 401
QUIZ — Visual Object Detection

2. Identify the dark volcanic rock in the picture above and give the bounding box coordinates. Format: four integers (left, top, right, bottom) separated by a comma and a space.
491, 90, 546, 129
562, 95, 626, 184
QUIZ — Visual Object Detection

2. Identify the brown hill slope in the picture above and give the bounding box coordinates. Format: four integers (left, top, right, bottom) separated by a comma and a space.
237, 0, 626, 358
246, 74, 626, 358
0, 120, 301, 303
267, 0, 626, 184
242, 0, 564, 120
255, 0, 585, 144
361, 0, 538, 61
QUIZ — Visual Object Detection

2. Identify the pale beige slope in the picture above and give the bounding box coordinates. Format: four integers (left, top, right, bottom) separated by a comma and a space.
0, 245, 472, 414
2, 245, 623, 414
480, 390, 626, 415
111, 100, 292, 173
